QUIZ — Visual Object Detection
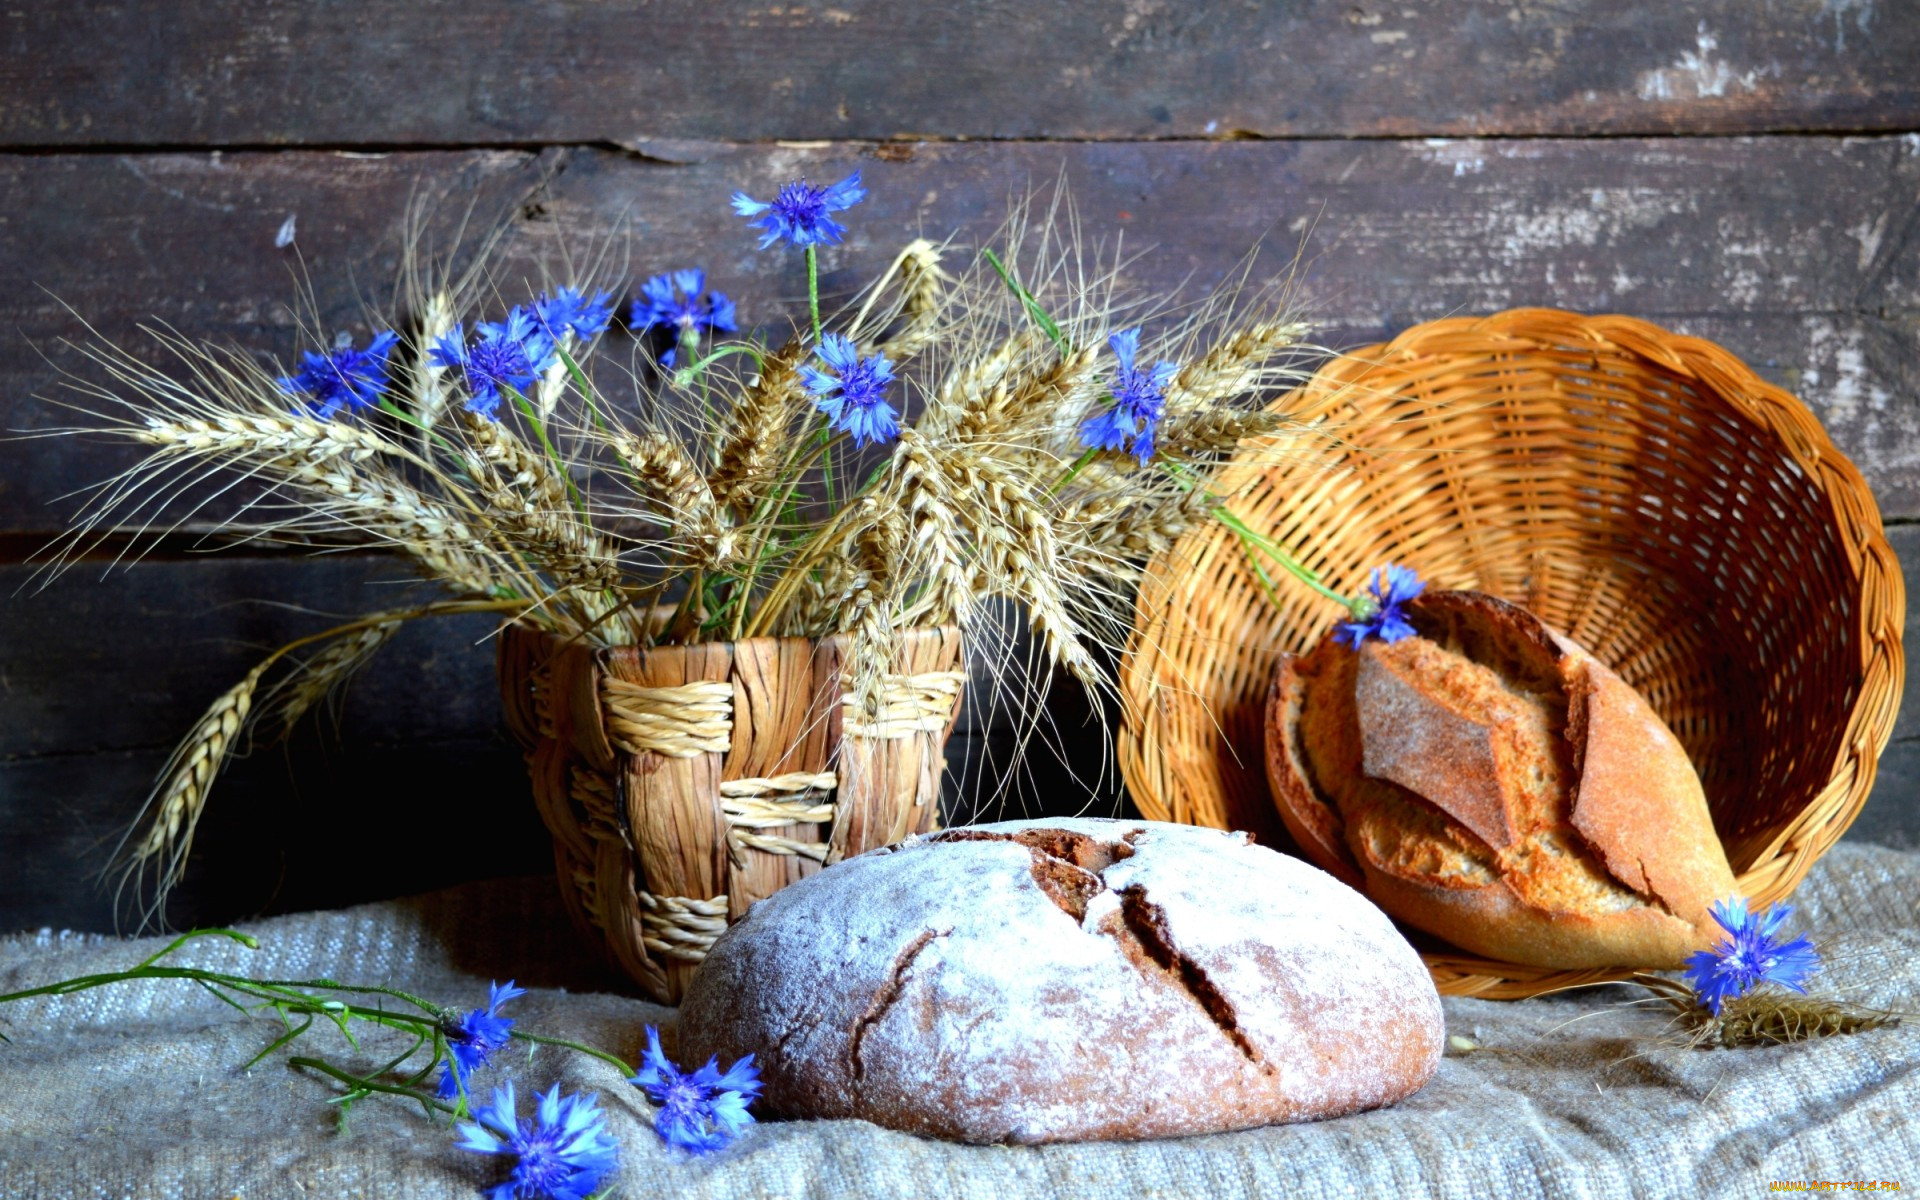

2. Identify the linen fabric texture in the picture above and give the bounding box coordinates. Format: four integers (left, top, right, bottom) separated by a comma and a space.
1, 843, 1915, 1199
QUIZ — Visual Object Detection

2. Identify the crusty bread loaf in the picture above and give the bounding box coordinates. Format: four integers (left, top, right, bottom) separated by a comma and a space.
1265, 590, 1737, 970
678, 818, 1443, 1144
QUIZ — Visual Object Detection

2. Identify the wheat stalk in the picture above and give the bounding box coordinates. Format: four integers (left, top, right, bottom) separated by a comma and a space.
455, 411, 624, 591
1163, 318, 1311, 413
53, 195, 1340, 913
265, 620, 403, 740
287, 458, 522, 598
894, 429, 977, 627
922, 441, 1097, 687
873, 239, 955, 361
613, 431, 737, 570
112, 659, 270, 926
133, 413, 402, 467
1154, 408, 1291, 459
840, 508, 909, 717
710, 339, 806, 511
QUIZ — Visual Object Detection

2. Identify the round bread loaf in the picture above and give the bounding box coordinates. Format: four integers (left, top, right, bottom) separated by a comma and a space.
677, 817, 1443, 1144
1265, 589, 1739, 970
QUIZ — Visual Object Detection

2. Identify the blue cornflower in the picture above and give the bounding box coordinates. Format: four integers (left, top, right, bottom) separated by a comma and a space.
437, 980, 528, 1101
731, 170, 867, 249
531, 287, 615, 342
1332, 564, 1425, 649
1078, 328, 1176, 465
455, 1081, 620, 1200
429, 310, 557, 418
277, 330, 399, 420
630, 1025, 761, 1155
631, 268, 739, 342
1684, 896, 1822, 1015
801, 333, 899, 448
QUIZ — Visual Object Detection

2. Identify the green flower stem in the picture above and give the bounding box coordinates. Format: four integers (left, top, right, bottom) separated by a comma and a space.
508, 1030, 633, 1078
506, 386, 588, 515
670, 342, 766, 385
982, 248, 1068, 355
806, 245, 823, 346
1209, 505, 1357, 612
554, 345, 612, 434
1048, 446, 1102, 496
0, 927, 632, 1121
289, 1056, 456, 1118
1157, 463, 1362, 615
376, 398, 464, 459
131, 926, 256, 969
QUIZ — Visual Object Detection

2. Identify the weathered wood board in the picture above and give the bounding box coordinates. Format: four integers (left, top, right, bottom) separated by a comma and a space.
3, 1, 1915, 144
4, 136, 1917, 530
0, 555, 1062, 929
2, 0, 1916, 933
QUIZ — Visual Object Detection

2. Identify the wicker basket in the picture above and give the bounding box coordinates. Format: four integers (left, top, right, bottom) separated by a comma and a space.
1118, 309, 1905, 999
498, 623, 965, 1003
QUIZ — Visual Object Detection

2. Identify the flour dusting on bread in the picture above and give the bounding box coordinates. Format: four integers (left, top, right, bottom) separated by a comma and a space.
679, 817, 1443, 1144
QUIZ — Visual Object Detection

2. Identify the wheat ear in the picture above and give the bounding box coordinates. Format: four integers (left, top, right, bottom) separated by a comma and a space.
112, 660, 270, 927
711, 339, 805, 511
1163, 318, 1312, 412
456, 411, 622, 590
1154, 409, 1291, 459
895, 430, 976, 627
875, 239, 955, 360
109, 599, 530, 926
290, 459, 519, 597
265, 619, 403, 739
840, 510, 909, 718
133, 413, 402, 467
925, 443, 1097, 687
614, 431, 736, 569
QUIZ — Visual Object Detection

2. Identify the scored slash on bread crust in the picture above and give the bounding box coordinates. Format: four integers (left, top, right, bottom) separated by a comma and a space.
677, 818, 1444, 1144
1264, 590, 1739, 971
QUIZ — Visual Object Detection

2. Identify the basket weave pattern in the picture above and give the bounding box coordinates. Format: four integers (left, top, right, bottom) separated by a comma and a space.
1119, 309, 1905, 998
499, 624, 965, 1002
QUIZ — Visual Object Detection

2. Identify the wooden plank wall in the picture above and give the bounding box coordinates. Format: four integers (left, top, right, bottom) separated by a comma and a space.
2, 1, 1916, 930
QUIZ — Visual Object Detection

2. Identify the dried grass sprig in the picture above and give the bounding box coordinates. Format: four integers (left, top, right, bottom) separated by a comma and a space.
109, 599, 528, 925
1628, 973, 1904, 1050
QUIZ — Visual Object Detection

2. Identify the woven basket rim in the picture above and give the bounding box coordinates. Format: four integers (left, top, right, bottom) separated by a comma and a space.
1117, 308, 1906, 999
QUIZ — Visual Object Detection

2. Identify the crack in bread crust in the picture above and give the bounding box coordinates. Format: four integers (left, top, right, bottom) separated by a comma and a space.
931, 828, 1263, 1063
932, 828, 1135, 920
849, 927, 950, 1085
1106, 886, 1264, 1066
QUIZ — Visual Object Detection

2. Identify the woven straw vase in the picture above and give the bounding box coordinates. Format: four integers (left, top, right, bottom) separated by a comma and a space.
1119, 309, 1905, 999
497, 624, 965, 1003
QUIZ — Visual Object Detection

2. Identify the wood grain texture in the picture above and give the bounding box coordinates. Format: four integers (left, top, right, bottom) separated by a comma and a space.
4, 135, 1916, 538
2, 1, 1915, 146
4, 3, 1917, 935
0, 549, 1031, 932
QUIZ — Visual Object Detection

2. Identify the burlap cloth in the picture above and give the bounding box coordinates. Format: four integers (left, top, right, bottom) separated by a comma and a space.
2, 843, 1916, 1198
